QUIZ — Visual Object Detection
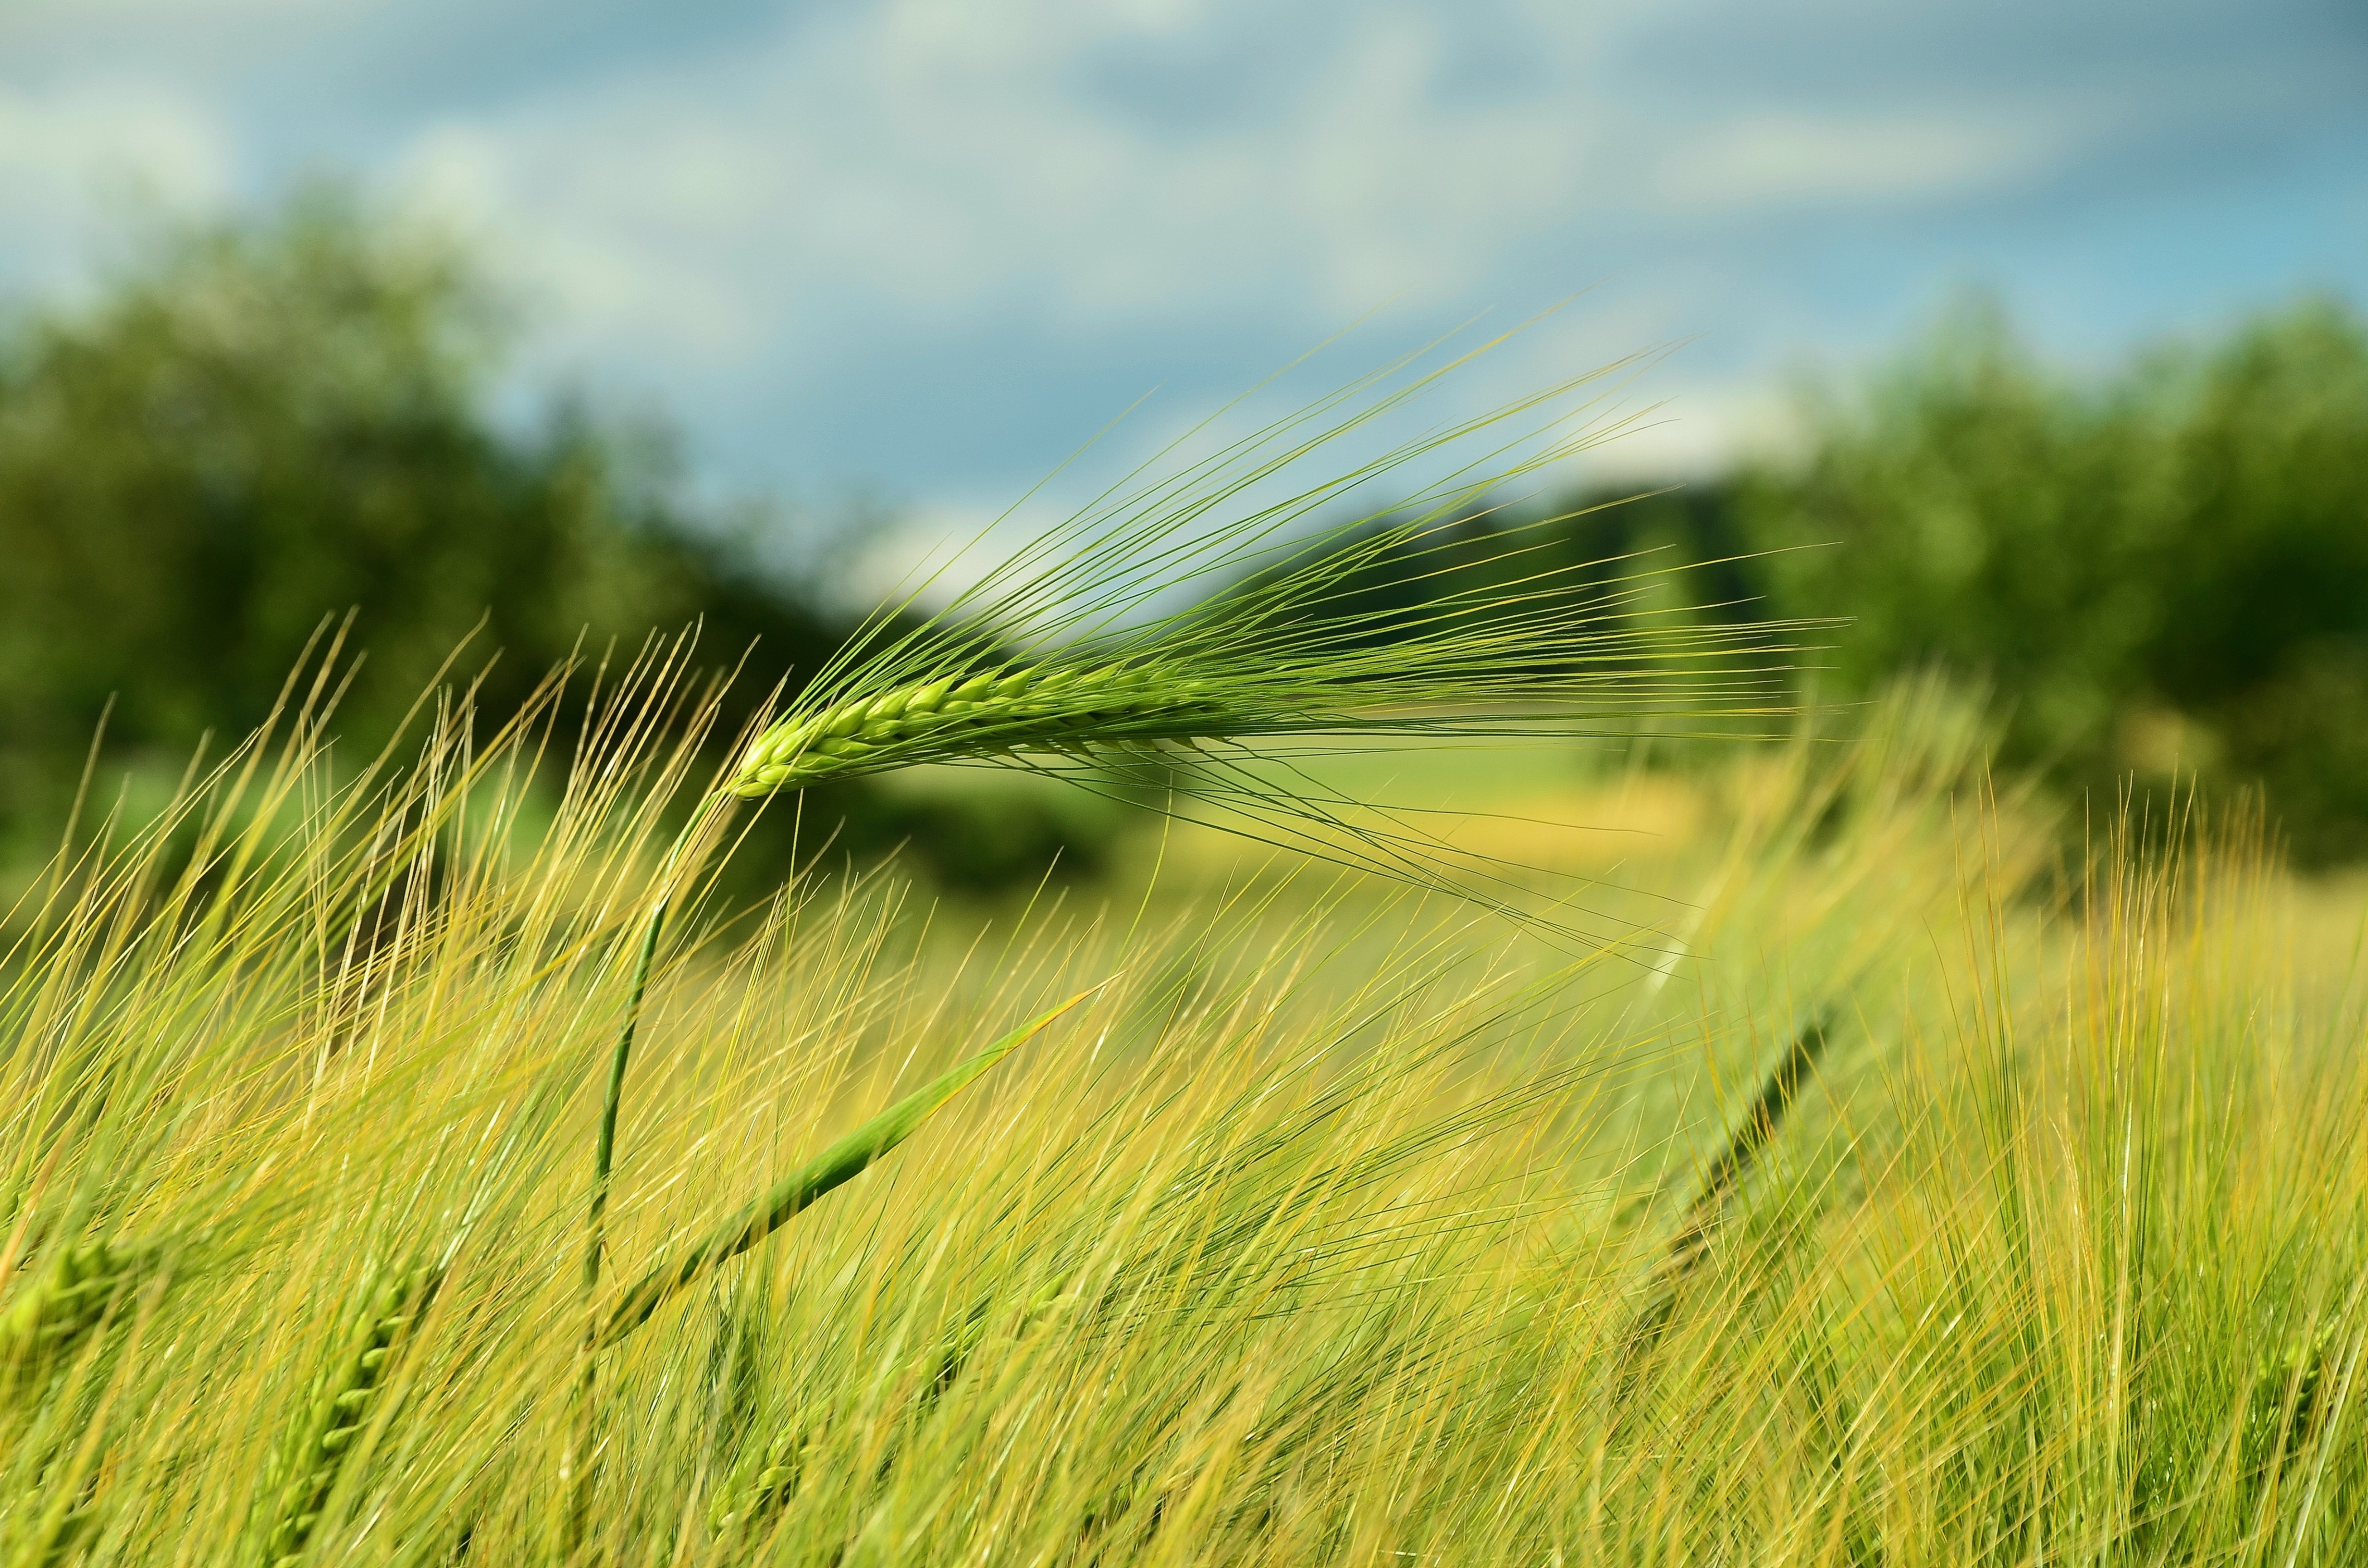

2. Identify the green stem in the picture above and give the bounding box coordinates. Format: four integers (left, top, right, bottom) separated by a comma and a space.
583, 900, 669, 1297
581, 792, 731, 1292
563, 902, 666, 1559
565, 793, 717, 1557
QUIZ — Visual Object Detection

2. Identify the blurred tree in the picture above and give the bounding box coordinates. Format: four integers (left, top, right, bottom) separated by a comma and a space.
1737, 292, 2368, 863
1194, 293, 2368, 861
0, 187, 1132, 891
2146, 299, 2368, 861
0, 190, 853, 863
1733, 296, 2168, 759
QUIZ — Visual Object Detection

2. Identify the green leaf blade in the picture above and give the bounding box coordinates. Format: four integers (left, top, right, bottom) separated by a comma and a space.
599, 987, 1099, 1349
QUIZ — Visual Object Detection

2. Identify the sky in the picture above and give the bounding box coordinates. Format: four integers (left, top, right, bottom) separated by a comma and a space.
3, 0, 2364, 545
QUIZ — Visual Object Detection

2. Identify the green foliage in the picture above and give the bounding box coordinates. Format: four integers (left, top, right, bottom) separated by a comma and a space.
0, 188, 856, 861
1238, 294, 2368, 862
1738, 291, 2368, 861
868, 776, 1125, 892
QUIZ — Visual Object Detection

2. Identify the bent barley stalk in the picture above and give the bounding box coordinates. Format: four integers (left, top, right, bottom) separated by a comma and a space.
599, 990, 1097, 1350
559, 989, 1096, 1549
563, 360, 1799, 1544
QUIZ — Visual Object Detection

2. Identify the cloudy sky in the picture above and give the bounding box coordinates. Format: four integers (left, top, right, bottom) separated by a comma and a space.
4, 0, 2364, 535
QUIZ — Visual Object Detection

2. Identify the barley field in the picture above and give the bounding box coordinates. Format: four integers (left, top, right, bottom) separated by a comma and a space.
3, 655, 2362, 1566
4, 365, 2365, 1566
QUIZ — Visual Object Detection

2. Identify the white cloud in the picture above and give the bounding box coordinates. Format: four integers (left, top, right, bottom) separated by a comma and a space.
397, 121, 765, 361
8, 0, 2344, 514
0, 78, 235, 294
387, 0, 1612, 378
836, 496, 1078, 619
372, 0, 2090, 449
1656, 111, 2059, 211
1, 0, 343, 30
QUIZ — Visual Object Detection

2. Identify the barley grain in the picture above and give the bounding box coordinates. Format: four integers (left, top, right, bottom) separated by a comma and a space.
727, 662, 1229, 796
0, 1242, 142, 1392
260, 1264, 442, 1568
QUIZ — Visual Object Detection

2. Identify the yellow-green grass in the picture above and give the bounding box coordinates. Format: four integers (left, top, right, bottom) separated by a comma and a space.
1, 672, 2363, 1565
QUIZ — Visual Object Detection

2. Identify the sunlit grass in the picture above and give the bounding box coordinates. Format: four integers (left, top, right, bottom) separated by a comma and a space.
2, 660, 2360, 1564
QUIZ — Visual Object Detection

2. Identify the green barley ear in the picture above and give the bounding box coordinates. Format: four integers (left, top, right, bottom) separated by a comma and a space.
258, 1262, 443, 1568
0, 1241, 146, 1395
715, 380, 1806, 935
708, 1425, 814, 1539
723, 339, 1801, 786
723, 661, 1226, 797
1617, 1010, 1835, 1383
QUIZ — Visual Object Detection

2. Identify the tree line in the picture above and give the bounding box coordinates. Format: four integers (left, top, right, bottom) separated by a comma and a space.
4, 193, 2361, 877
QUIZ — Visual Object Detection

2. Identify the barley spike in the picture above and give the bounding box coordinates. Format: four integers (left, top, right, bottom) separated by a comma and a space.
0, 1241, 144, 1392
1616, 1009, 1834, 1387
727, 662, 1228, 796
261, 1263, 442, 1567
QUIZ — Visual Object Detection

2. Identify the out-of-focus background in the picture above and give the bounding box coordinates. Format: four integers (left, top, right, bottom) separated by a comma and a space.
3, 0, 2365, 884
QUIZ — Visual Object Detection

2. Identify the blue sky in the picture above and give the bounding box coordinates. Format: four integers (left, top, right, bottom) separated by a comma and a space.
3, 0, 2363, 545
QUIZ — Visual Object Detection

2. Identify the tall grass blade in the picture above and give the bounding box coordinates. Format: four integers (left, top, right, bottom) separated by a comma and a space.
599, 989, 1099, 1349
